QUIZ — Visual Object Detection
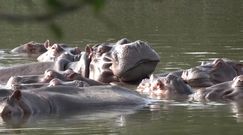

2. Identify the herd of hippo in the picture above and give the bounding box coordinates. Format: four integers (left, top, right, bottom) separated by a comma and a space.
0, 38, 243, 120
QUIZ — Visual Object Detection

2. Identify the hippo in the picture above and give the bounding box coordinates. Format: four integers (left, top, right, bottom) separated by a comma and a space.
191, 75, 243, 102
0, 62, 53, 84
10, 40, 48, 55
0, 85, 149, 119
137, 74, 193, 100
48, 78, 90, 87
6, 78, 90, 90
37, 40, 81, 62
6, 69, 104, 89
89, 38, 160, 83
181, 58, 243, 88
54, 46, 92, 78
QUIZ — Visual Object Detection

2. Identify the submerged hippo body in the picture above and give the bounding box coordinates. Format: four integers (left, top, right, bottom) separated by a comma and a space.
0, 85, 148, 118
89, 38, 160, 83
6, 69, 104, 89
182, 58, 243, 88
0, 62, 53, 84
191, 75, 243, 102
10, 41, 47, 55
137, 74, 193, 100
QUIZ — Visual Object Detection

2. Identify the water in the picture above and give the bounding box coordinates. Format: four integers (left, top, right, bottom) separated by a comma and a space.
0, 0, 243, 134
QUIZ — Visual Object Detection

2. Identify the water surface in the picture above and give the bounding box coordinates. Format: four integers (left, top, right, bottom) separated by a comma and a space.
0, 0, 243, 134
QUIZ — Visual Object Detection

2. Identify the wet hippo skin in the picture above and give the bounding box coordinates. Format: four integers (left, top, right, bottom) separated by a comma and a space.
0, 85, 149, 119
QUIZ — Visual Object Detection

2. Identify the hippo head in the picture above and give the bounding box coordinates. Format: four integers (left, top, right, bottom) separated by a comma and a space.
137, 74, 192, 99
89, 38, 160, 83
182, 58, 242, 88
192, 75, 243, 102
37, 40, 80, 62
0, 90, 30, 119
11, 40, 47, 54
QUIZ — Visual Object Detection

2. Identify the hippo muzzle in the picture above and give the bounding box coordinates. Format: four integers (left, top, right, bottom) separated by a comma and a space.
89, 39, 160, 83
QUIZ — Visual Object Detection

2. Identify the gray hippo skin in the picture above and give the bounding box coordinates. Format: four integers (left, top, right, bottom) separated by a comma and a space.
37, 40, 81, 62
181, 58, 243, 88
89, 38, 160, 83
0, 85, 148, 118
191, 75, 243, 102
6, 69, 104, 88
54, 46, 91, 78
0, 62, 53, 84
137, 74, 192, 100
11, 40, 48, 54
6, 78, 90, 90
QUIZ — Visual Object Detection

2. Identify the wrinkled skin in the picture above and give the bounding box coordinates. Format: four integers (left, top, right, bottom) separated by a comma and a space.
191, 75, 243, 102
0, 85, 148, 119
0, 62, 53, 84
54, 46, 91, 78
11, 40, 48, 55
37, 40, 81, 62
89, 38, 160, 83
182, 58, 243, 87
137, 74, 193, 99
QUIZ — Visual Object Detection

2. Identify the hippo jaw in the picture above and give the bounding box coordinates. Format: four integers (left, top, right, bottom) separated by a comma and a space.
89, 39, 160, 83
182, 59, 239, 87
110, 40, 160, 82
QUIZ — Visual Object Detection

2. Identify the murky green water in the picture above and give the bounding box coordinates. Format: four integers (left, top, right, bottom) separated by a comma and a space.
0, 0, 243, 134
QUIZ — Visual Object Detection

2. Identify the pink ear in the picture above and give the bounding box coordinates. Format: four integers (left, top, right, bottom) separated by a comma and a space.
11, 90, 22, 100
44, 40, 50, 49
85, 45, 92, 54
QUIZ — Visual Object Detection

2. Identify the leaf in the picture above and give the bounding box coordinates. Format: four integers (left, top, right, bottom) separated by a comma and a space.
45, 0, 64, 11
85, 0, 105, 12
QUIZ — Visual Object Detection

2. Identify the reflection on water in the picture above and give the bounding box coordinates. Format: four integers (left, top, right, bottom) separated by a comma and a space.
0, 0, 243, 134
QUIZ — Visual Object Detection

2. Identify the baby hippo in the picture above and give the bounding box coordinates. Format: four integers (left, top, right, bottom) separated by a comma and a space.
137, 74, 193, 100
191, 75, 243, 102
182, 58, 243, 88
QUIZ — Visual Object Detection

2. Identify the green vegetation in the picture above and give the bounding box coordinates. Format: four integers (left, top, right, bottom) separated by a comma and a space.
0, 0, 106, 39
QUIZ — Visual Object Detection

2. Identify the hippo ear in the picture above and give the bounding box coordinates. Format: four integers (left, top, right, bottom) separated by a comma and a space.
10, 90, 22, 101
85, 45, 93, 53
44, 40, 51, 49
214, 59, 225, 68
26, 43, 35, 53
